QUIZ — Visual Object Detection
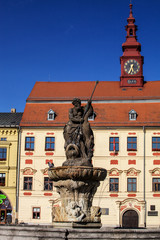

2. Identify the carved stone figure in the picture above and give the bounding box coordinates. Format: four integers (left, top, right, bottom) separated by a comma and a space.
49, 168, 105, 224
63, 98, 94, 166
48, 81, 107, 228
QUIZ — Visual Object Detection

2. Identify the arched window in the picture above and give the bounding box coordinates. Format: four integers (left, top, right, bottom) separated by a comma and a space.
129, 29, 133, 36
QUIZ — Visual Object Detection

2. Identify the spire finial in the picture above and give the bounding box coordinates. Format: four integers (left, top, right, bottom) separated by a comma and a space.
129, 1, 133, 17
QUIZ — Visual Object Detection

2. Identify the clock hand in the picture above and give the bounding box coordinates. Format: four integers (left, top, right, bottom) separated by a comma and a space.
128, 64, 134, 74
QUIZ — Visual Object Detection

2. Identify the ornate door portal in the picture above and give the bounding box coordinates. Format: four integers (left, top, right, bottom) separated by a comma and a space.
122, 210, 138, 228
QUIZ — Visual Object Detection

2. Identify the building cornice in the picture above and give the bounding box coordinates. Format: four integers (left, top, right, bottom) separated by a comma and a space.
26, 99, 160, 104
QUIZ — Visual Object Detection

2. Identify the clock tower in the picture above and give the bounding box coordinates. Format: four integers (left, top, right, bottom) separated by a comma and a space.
120, 4, 144, 87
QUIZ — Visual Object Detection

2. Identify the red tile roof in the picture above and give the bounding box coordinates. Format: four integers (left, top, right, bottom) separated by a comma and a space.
21, 81, 160, 127
27, 81, 160, 101
20, 102, 160, 127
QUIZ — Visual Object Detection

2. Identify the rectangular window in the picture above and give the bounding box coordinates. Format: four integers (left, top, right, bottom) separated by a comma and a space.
0, 138, 7, 141
48, 113, 54, 120
130, 113, 136, 120
152, 137, 160, 151
152, 178, 160, 192
0, 173, 5, 186
44, 177, 53, 191
127, 178, 137, 192
101, 208, 109, 215
0, 148, 7, 161
109, 137, 119, 151
127, 137, 137, 151
45, 137, 55, 151
47, 110, 55, 121
32, 207, 40, 219
109, 178, 119, 192
24, 177, 33, 190
25, 137, 35, 151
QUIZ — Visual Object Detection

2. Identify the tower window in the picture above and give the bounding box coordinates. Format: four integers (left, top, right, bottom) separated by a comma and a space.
129, 109, 137, 121
47, 109, 55, 121
129, 29, 133, 36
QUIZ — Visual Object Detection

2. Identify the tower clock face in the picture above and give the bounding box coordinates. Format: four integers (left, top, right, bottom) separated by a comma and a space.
124, 59, 140, 75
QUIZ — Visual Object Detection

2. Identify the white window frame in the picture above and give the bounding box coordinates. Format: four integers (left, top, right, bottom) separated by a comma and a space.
129, 109, 137, 121
47, 109, 55, 121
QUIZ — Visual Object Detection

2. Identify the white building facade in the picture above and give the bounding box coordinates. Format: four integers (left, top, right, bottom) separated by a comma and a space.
18, 4, 160, 228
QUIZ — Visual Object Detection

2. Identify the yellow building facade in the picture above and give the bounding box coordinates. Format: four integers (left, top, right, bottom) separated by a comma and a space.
0, 111, 22, 224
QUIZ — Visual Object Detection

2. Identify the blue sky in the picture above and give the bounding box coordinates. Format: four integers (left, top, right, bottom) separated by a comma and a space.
0, 0, 160, 112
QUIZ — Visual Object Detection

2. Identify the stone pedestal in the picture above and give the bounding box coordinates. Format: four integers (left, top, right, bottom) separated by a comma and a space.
48, 166, 107, 227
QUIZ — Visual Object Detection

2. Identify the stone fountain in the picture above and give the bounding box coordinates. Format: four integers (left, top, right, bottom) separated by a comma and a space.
48, 83, 107, 228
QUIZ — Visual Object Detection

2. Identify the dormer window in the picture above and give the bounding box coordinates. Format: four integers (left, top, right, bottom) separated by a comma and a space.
129, 109, 137, 121
88, 112, 96, 121
47, 110, 55, 121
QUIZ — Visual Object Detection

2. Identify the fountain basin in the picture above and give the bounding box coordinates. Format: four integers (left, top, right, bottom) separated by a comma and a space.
48, 166, 107, 226
48, 166, 107, 182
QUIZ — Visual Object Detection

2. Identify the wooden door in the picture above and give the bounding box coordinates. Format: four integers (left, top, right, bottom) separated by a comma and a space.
122, 210, 138, 228
0, 209, 6, 224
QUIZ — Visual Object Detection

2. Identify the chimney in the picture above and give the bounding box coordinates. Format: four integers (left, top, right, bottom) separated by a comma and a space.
11, 108, 16, 113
